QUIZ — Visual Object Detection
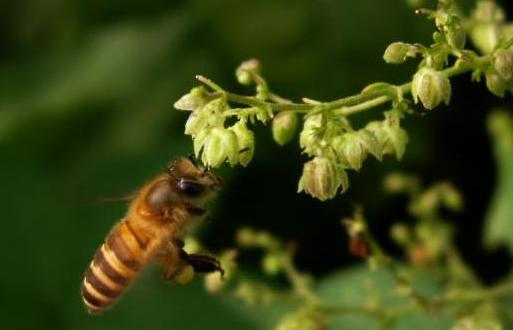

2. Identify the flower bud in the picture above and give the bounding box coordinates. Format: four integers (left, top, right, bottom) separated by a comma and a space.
332, 133, 365, 171
193, 129, 210, 157
184, 110, 208, 136
440, 183, 463, 211
357, 129, 381, 160
272, 112, 298, 146
493, 49, 513, 80
366, 121, 408, 160
298, 157, 345, 200
446, 25, 466, 49
411, 67, 451, 110
262, 253, 282, 276
383, 173, 419, 193
201, 128, 239, 167
485, 69, 508, 97
390, 223, 410, 246
470, 1, 504, 54
383, 42, 412, 64
236, 59, 260, 85
299, 115, 322, 155
254, 231, 279, 249
473, 0, 505, 22
174, 86, 208, 111
471, 24, 501, 54
229, 121, 255, 166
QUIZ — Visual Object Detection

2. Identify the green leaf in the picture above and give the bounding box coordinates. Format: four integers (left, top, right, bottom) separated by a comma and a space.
228, 266, 453, 330
484, 110, 513, 252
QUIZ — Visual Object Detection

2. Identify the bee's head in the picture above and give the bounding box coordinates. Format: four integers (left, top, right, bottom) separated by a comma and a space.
167, 157, 224, 199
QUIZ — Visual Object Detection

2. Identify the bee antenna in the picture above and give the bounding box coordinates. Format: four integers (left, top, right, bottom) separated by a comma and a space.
239, 147, 250, 154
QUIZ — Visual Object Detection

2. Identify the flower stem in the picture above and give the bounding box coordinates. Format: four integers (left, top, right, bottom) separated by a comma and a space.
222, 57, 476, 117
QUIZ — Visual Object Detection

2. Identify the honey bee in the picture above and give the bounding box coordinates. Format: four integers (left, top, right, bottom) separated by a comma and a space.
82, 157, 224, 314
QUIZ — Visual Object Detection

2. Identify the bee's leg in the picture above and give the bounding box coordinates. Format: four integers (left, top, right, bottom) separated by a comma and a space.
184, 253, 224, 277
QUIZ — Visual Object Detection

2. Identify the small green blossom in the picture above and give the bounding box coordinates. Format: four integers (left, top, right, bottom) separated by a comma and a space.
411, 67, 452, 110
298, 156, 347, 200
229, 121, 255, 167
366, 121, 408, 160
445, 23, 466, 49
200, 128, 239, 167
493, 49, 513, 80
299, 115, 323, 156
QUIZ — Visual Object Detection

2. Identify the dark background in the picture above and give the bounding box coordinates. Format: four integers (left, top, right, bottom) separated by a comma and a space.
1, 0, 512, 329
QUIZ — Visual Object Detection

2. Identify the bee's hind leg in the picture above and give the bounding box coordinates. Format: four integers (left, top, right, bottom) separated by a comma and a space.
184, 253, 225, 277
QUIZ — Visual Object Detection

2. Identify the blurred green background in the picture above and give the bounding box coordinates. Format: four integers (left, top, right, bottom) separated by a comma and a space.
1, 0, 513, 329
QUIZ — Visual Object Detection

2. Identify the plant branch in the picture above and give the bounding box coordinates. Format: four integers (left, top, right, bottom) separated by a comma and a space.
220, 58, 475, 118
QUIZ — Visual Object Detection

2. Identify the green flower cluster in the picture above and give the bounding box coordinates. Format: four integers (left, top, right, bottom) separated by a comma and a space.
175, 87, 256, 167
297, 109, 408, 200
174, 0, 513, 201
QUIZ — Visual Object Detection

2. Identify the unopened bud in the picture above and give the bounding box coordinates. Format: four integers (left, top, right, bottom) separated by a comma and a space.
440, 183, 463, 211
262, 253, 282, 276
493, 49, 513, 80
485, 69, 508, 97
411, 67, 452, 110
298, 157, 345, 200
272, 112, 298, 146
383, 173, 419, 193
236, 59, 260, 85
470, 1, 505, 54
390, 223, 410, 246
383, 42, 413, 64
174, 86, 208, 111
446, 25, 466, 49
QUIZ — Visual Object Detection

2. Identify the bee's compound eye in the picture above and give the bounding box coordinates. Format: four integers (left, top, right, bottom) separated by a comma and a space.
178, 179, 205, 197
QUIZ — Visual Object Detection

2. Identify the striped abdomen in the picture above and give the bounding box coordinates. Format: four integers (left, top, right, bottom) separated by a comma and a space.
82, 220, 150, 314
